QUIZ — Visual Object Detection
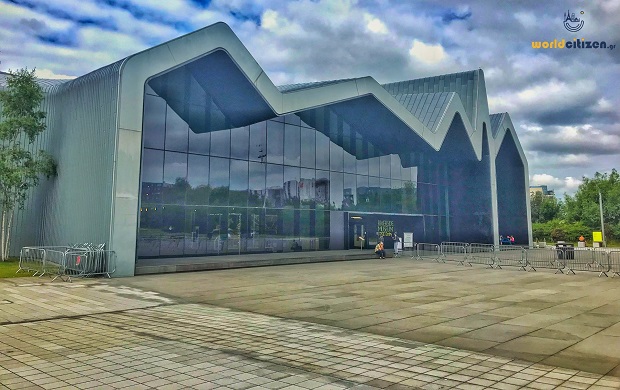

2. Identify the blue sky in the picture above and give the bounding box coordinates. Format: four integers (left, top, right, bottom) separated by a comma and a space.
1, 0, 619, 195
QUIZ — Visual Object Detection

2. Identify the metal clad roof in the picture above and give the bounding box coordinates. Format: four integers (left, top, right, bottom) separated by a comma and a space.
277, 78, 356, 93
391, 92, 454, 131
490, 113, 506, 137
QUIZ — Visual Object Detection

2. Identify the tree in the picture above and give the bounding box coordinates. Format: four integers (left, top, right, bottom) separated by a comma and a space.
0, 68, 56, 260
563, 169, 620, 241
530, 192, 561, 223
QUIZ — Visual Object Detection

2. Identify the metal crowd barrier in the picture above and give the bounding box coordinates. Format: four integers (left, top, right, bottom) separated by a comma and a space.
414, 243, 442, 262
563, 248, 610, 277
610, 251, 620, 277
440, 242, 468, 265
407, 242, 620, 280
525, 247, 565, 273
494, 246, 527, 271
17, 244, 116, 282
466, 243, 495, 268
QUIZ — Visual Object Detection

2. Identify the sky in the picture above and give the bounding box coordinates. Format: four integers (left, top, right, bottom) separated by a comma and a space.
1, 0, 619, 196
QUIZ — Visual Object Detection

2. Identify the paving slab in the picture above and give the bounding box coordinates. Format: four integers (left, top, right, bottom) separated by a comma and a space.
111, 258, 620, 376
3, 257, 620, 387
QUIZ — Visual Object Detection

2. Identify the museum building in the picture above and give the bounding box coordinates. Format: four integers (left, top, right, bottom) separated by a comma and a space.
1, 23, 531, 276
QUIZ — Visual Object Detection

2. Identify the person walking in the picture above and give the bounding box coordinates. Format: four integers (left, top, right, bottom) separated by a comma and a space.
392, 232, 401, 257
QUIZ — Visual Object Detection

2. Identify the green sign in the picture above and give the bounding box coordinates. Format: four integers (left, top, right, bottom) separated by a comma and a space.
377, 220, 394, 237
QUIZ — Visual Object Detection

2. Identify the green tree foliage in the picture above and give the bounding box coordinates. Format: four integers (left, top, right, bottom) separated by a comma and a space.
563, 169, 620, 241
0, 68, 57, 260
532, 219, 589, 242
530, 192, 561, 223
531, 169, 620, 243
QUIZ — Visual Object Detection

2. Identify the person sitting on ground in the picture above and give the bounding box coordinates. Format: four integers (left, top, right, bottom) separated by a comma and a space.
291, 241, 302, 252
375, 241, 386, 259
510, 235, 515, 244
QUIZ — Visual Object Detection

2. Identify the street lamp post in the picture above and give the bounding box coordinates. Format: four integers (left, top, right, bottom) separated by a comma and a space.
599, 191, 606, 247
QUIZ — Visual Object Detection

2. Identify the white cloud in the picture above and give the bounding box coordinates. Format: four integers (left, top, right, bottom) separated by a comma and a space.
593, 97, 613, 113
35, 69, 76, 79
530, 174, 582, 195
520, 123, 543, 133
260, 9, 303, 36
363, 13, 388, 35
514, 12, 537, 29
409, 40, 447, 64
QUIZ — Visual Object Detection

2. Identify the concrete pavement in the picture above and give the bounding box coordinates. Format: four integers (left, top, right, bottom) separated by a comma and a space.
1, 258, 620, 389
118, 259, 620, 376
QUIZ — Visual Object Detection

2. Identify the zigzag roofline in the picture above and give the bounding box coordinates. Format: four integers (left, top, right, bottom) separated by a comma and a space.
29, 22, 518, 163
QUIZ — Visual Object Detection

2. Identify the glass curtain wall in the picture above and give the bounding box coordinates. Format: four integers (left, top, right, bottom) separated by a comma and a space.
137, 69, 454, 259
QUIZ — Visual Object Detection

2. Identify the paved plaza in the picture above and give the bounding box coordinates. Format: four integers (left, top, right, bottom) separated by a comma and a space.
1, 258, 620, 389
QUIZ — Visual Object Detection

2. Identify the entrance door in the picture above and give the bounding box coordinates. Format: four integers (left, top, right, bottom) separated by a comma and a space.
349, 222, 366, 249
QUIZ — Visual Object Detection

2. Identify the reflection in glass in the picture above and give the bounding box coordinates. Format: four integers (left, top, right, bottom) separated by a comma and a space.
344, 153, 356, 174
381, 177, 391, 211
209, 157, 229, 205
160, 205, 185, 256
141, 149, 164, 203
330, 172, 344, 211
315, 211, 330, 249
187, 154, 209, 205
284, 124, 301, 166
267, 121, 284, 165
285, 114, 301, 125
281, 208, 296, 250
315, 170, 330, 209
330, 140, 343, 173
229, 159, 248, 206
163, 152, 187, 204
300, 168, 315, 209
188, 105, 210, 155
206, 206, 227, 254
343, 174, 356, 210
356, 175, 369, 211
283, 166, 300, 208
380, 155, 391, 178
368, 176, 380, 212
356, 155, 368, 176
210, 129, 230, 158
143, 94, 166, 149
184, 206, 209, 255
300, 127, 316, 168
391, 179, 404, 214
249, 122, 267, 162
316, 131, 330, 171
390, 155, 401, 180
248, 162, 265, 207
165, 104, 188, 152
138, 203, 162, 257
138, 61, 478, 258
368, 156, 380, 177
266, 164, 284, 208
299, 209, 313, 248
230, 126, 249, 160
227, 207, 246, 254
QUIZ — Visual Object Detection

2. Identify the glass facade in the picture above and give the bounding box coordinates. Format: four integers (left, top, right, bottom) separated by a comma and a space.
137, 62, 492, 260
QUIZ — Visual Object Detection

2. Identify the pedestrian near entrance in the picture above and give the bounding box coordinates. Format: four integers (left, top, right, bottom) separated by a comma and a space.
392, 232, 401, 257
375, 241, 385, 259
